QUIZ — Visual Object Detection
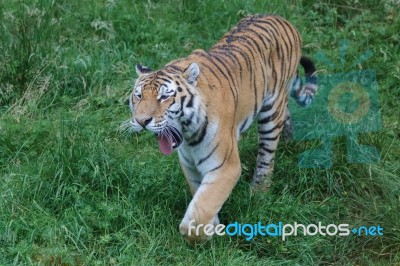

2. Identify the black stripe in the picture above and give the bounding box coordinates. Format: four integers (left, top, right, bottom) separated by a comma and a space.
180, 95, 187, 111
208, 156, 226, 173
259, 144, 275, 154
188, 116, 208, 146
197, 143, 220, 166
258, 123, 281, 135
258, 109, 278, 124
259, 135, 279, 141
257, 161, 270, 166
252, 24, 273, 37
257, 161, 270, 168
260, 104, 273, 112
167, 100, 175, 108
186, 89, 194, 108
182, 111, 195, 127
159, 77, 171, 83
208, 143, 233, 173
239, 118, 249, 132
258, 151, 267, 157
167, 65, 183, 72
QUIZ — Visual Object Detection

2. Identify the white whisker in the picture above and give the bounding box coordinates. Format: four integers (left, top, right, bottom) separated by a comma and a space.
119, 119, 138, 137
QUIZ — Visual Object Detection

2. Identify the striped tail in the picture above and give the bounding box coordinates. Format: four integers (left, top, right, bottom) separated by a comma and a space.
290, 56, 318, 107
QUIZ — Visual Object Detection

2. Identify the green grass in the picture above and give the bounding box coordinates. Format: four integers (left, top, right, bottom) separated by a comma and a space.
1, 0, 399, 265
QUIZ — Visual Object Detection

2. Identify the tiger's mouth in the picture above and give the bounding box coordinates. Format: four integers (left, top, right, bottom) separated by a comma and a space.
157, 126, 183, 155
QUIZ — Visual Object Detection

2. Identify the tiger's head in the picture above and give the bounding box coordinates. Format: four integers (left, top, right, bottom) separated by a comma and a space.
129, 62, 201, 155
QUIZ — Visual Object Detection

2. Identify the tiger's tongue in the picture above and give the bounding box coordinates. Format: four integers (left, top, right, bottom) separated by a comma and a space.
157, 135, 173, 155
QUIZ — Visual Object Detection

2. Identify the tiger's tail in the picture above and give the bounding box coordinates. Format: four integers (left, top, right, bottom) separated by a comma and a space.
290, 56, 318, 107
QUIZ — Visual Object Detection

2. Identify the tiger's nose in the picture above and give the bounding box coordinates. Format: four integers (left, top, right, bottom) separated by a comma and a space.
136, 117, 152, 127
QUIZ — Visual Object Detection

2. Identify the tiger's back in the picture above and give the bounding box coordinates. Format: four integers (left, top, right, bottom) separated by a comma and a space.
169, 15, 302, 136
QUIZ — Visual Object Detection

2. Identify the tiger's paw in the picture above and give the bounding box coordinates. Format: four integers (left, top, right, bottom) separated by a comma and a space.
179, 219, 212, 245
251, 175, 272, 192
179, 215, 220, 245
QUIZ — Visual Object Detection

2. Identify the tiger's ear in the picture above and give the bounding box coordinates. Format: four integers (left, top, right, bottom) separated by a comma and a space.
183, 62, 200, 86
136, 64, 152, 76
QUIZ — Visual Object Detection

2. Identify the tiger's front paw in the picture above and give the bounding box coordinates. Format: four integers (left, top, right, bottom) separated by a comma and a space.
179, 216, 220, 245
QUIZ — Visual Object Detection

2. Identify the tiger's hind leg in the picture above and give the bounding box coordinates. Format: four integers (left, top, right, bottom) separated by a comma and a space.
251, 102, 286, 191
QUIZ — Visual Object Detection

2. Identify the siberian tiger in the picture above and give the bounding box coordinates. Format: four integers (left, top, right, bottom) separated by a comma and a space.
127, 14, 317, 243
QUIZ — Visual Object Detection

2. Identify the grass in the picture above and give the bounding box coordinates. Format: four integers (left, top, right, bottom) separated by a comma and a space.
0, 0, 399, 264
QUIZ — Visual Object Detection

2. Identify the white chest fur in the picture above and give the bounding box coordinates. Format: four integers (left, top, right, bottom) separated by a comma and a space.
177, 121, 220, 177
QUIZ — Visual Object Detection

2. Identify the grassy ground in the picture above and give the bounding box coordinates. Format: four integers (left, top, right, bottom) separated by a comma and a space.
0, 0, 399, 265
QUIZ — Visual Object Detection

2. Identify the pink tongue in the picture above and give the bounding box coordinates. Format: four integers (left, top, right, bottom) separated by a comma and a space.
157, 135, 173, 155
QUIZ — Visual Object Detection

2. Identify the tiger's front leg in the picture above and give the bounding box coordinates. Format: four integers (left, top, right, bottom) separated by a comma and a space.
178, 144, 241, 244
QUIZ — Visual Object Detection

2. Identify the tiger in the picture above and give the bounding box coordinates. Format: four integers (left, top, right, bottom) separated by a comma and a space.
127, 14, 317, 243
